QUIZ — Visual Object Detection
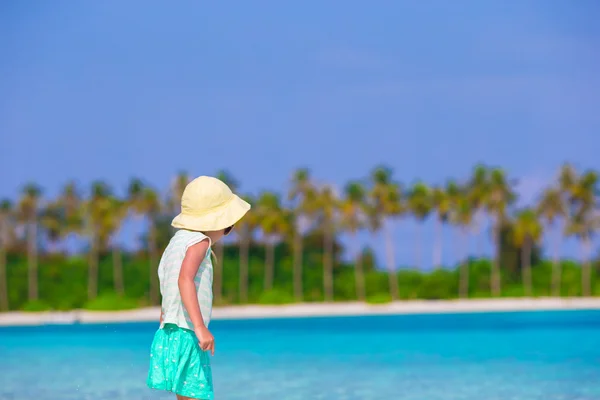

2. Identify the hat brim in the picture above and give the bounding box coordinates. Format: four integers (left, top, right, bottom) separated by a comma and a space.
171, 195, 251, 232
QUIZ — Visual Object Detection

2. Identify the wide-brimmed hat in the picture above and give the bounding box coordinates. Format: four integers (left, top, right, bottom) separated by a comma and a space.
171, 176, 251, 232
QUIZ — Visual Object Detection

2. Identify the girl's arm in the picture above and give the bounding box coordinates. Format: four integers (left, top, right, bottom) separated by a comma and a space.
178, 239, 215, 355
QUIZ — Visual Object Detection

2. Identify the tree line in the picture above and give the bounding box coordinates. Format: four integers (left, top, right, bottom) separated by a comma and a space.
0, 163, 598, 311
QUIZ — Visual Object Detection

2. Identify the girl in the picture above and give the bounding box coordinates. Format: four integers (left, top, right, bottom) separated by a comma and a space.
147, 176, 250, 400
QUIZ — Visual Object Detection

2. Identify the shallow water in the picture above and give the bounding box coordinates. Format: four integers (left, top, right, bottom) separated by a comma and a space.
1, 310, 598, 400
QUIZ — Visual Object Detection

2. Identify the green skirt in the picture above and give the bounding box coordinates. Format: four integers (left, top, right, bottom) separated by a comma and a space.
147, 323, 214, 399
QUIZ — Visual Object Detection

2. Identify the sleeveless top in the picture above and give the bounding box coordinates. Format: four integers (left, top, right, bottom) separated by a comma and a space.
158, 229, 214, 330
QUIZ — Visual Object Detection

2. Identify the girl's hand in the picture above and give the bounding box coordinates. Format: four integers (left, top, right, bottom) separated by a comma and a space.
194, 326, 215, 355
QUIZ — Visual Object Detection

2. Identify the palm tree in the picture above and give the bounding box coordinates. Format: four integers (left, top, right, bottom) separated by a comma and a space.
55, 182, 84, 255
431, 181, 459, 268
566, 209, 599, 297
257, 191, 287, 291
558, 163, 577, 199
214, 170, 239, 303
572, 170, 598, 209
537, 186, 567, 296
0, 199, 14, 311
216, 170, 239, 190
467, 164, 490, 257
40, 202, 64, 253
236, 195, 257, 303
407, 181, 432, 270
431, 186, 446, 268
143, 187, 163, 304
85, 181, 112, 300
566, 170, 599, 296
18, 183, 42, 302
446, 181, 462, 260
452, 196, 473, 298
485, 168, 516, 296
169, 171, 190, 216
128, 179, 163, 304
369, 166, 403, 300
106, 197, 127, 296
512, 209, 543, 297
316, 186, 339, 301
126, 177, 145, 223
341, 181, 367, 301
288, 168, 316, 301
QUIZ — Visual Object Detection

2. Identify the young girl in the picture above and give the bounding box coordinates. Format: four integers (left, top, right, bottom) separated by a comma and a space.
147, 176, 250, 400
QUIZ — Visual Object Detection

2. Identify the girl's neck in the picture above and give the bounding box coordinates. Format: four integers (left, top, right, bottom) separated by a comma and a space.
201, 231, 221, 244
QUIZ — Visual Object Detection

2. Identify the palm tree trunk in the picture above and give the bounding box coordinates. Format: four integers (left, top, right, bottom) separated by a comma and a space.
293, 229, 303, 301
522, 240, 532, 297
474, 211, 485, 258
323, 223, 334, 302
551, 229, 562, 297
450, 228, 458, 267
264, 240, 275, 291
239, 233, 249, 303
353, 232, 366, 301
384, 220, 399, 300
0, 225, 8, 311
112, 246, 124, 296
214, 241, 224, 303
27, 220, 38, 301
149, 225, 159, 305
582, 237, 591, 297
470, 219, 480, 259
491, 221, 501, 296
433, 218, 442, 268
415, 222, 422, 270
88, 232, 98, 300
459, 228, 469, 298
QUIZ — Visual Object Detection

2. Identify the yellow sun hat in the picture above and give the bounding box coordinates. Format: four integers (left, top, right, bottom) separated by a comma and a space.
171, 176, 251, 232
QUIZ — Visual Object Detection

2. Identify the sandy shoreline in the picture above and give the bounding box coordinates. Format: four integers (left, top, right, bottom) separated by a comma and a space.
1, 298, 600, 327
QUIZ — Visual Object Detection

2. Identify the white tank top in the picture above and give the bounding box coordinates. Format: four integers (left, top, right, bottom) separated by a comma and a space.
158, 230, 213, 330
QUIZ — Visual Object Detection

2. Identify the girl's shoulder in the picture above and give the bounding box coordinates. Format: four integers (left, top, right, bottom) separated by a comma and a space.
173, 230, 212, 257
174, 229, 209, 241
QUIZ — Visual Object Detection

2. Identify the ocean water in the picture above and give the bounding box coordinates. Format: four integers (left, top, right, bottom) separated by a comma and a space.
0, 310, 599, 400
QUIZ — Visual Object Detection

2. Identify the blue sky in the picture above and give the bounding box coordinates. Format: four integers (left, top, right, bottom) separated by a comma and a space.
1, 1, 599, 267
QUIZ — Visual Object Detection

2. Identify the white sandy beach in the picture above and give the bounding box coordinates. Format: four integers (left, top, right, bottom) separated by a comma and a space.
1, 298, 600, 326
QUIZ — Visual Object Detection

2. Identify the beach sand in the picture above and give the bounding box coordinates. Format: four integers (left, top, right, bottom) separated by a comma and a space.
1, 298, 600, 326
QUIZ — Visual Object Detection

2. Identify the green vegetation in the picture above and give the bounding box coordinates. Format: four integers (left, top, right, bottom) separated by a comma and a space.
0, 164, 598, 312
84, 294, 141, 311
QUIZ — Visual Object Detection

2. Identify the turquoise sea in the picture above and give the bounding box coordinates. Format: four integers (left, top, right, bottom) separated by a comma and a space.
0, 310, 598, 400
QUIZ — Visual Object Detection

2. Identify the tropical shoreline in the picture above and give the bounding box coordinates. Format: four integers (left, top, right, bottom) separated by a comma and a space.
1, 298, 600, 327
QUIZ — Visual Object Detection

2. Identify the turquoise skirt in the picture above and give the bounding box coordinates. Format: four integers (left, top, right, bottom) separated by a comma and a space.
147, 323, 214, 399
